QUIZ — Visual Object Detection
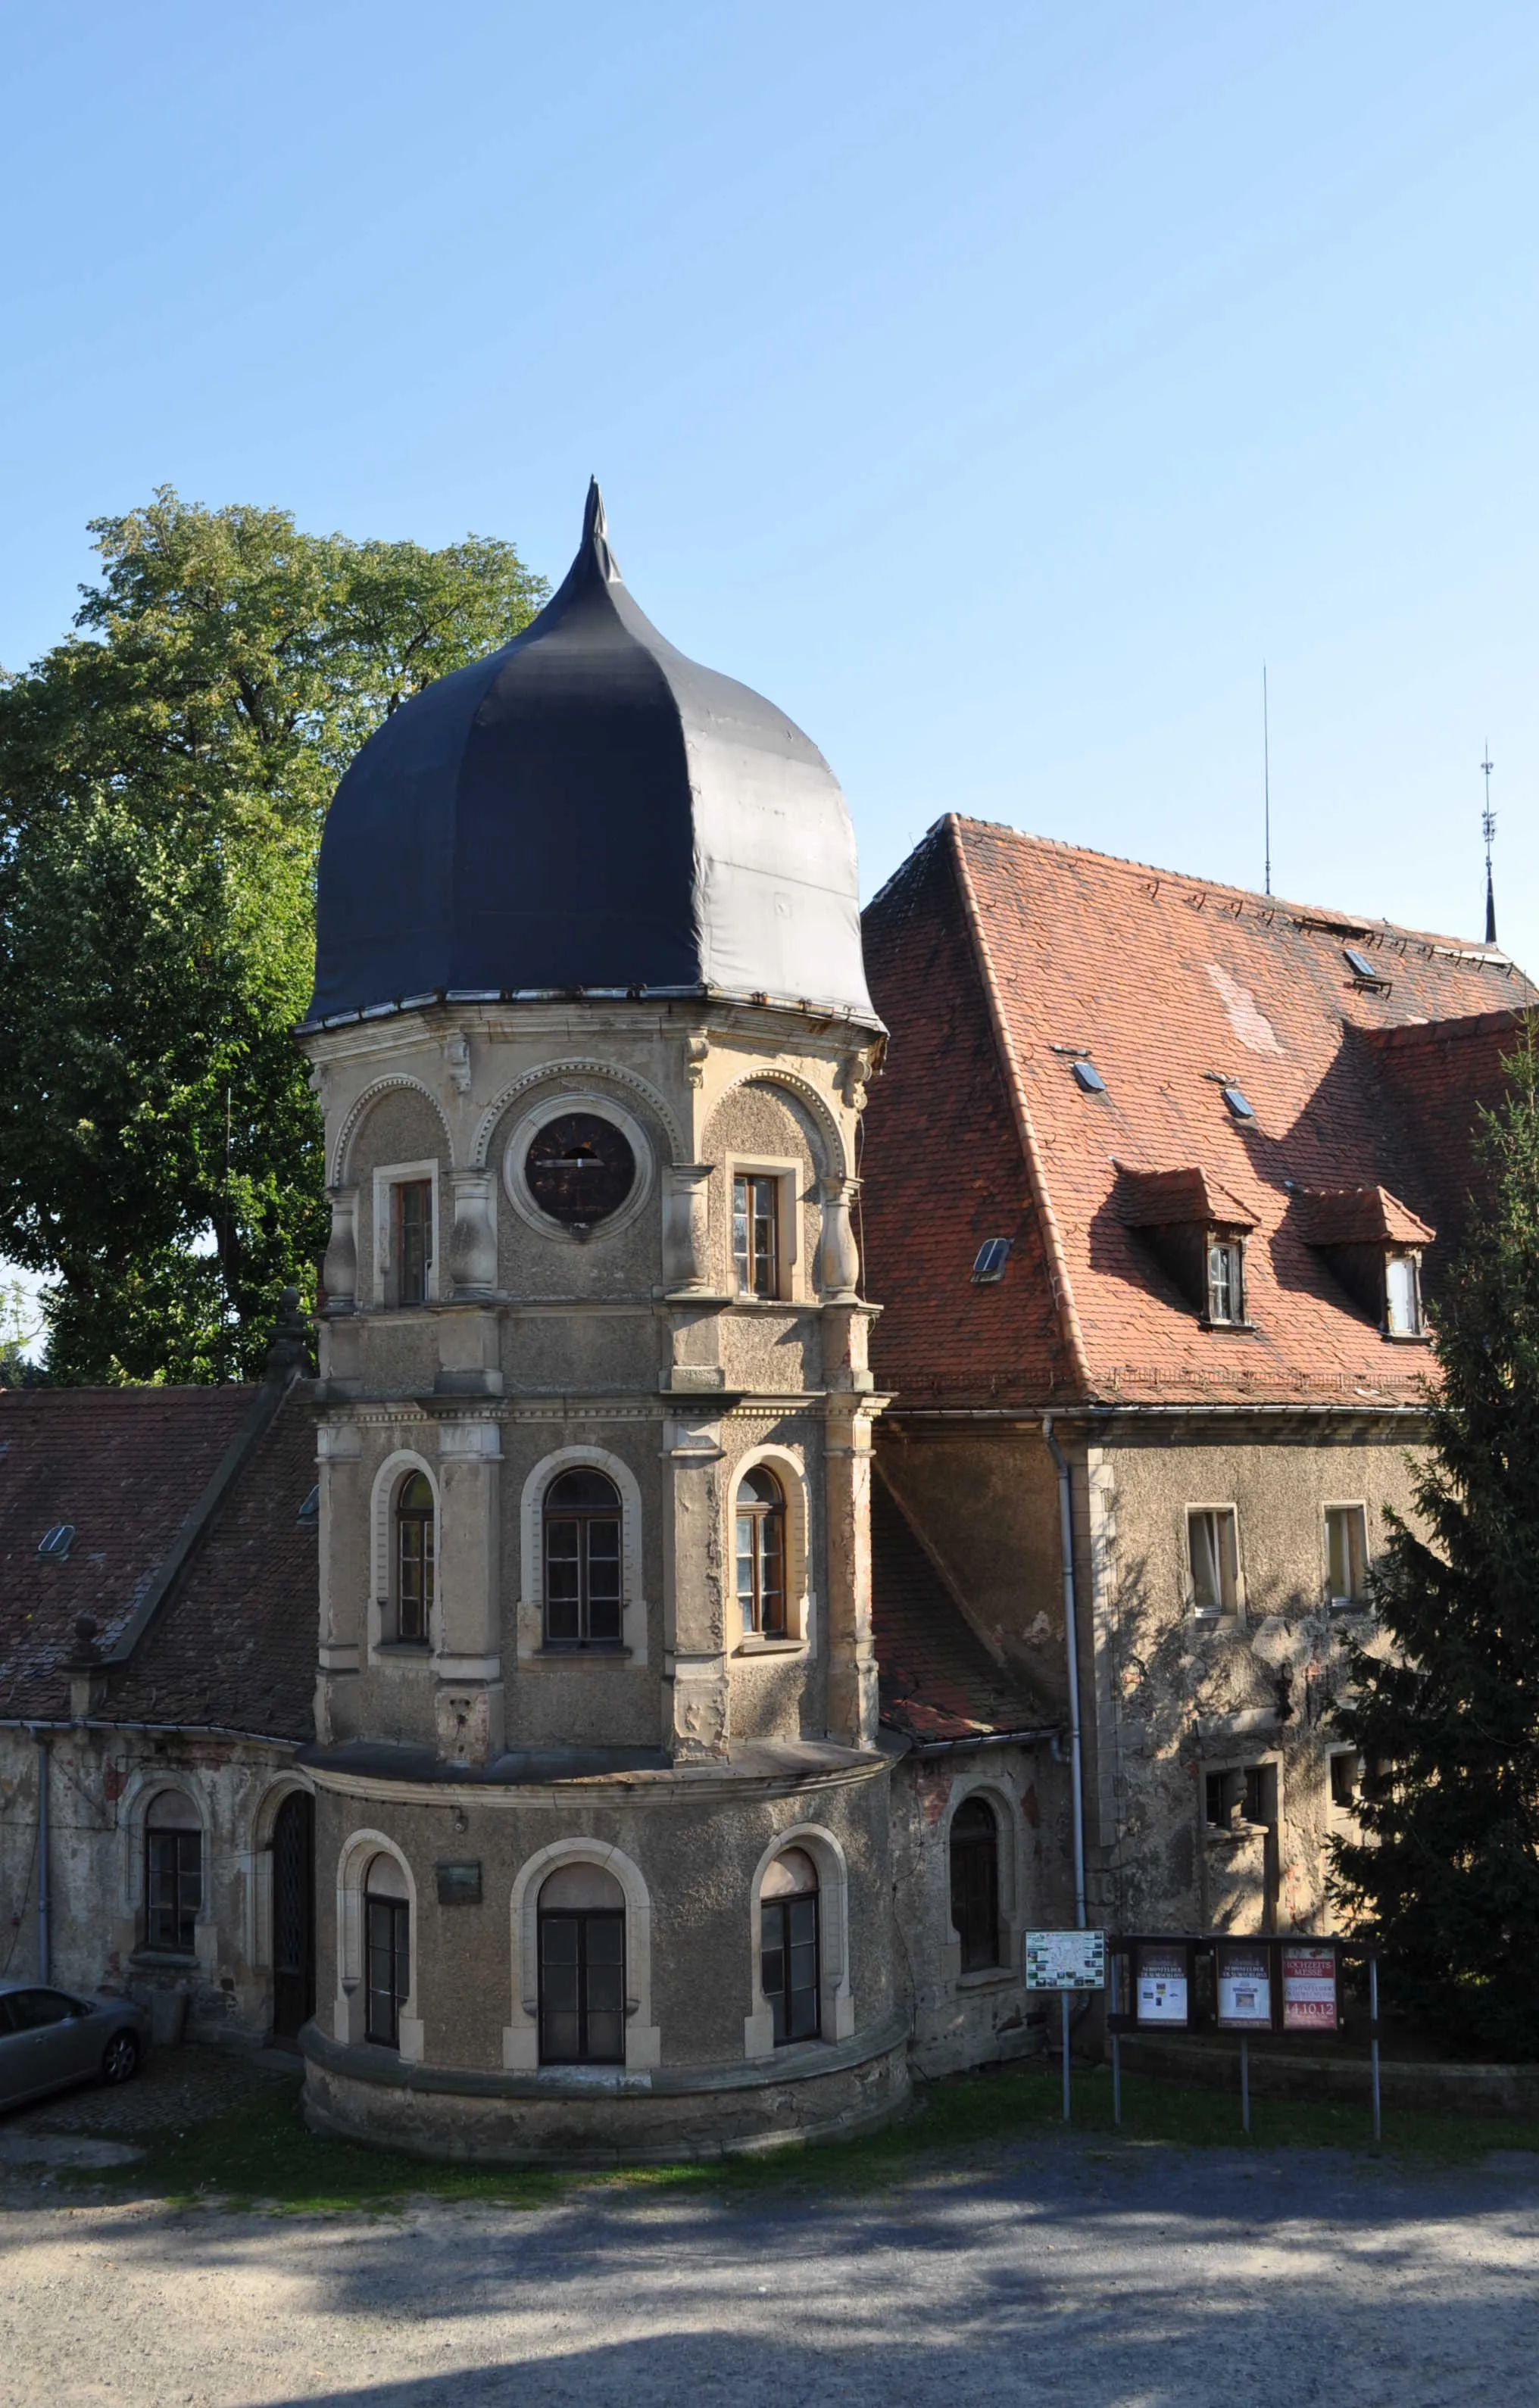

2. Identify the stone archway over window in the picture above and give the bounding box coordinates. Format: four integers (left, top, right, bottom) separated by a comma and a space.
504, 1841, 659, 2072
745, 1826, 853, 2058
334, 1831, 423, 2061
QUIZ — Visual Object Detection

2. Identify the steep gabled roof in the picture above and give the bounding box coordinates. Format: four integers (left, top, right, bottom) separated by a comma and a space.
870, 1474, 1054, 1743
861, 817, 1537, 1407
0, 1380, 317, 1739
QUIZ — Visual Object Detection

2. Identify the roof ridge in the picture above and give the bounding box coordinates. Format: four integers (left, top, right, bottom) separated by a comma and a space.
947, 814, 1517, 966
945, 815, 1093, 1396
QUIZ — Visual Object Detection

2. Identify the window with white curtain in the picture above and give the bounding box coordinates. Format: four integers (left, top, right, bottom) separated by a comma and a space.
1188, 1507, 1239, 1617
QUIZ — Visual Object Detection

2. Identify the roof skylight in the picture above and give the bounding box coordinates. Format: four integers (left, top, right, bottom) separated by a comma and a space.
971, 1239, 1013, 1285
1344, 946, 1377, 980
38, 1523, 75, 1561
1072, 1061, 1107, 1094
298, 1485, 320, 1524
1222, 1085, 1256, 1121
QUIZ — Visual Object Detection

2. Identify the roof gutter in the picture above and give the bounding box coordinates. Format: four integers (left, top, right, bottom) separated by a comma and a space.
1042, 1415, 1088, 1930
902, 1724, 1063, 1759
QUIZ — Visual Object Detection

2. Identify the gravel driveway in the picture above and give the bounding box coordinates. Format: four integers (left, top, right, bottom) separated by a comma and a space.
2, 2133, 1536, 2407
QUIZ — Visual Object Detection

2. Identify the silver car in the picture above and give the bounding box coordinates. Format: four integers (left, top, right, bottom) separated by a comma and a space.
0, 1979, 147, 2109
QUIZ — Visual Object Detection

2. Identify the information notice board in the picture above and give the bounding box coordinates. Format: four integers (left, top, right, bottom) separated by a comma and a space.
1025, 1931, 1107, 1992
1135, 1945, 1189, 2026
1216, 1942, 1272, 2030
1281, 1945, 1338, 2032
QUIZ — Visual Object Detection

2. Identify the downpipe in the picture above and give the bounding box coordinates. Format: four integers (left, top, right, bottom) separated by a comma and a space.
1042, 1418, 1088, 1929
36, 1730, 50, 1984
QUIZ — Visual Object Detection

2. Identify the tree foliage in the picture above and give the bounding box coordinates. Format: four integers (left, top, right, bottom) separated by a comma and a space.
1331, 1017, 1539, 2057
0, 491, 545, 1381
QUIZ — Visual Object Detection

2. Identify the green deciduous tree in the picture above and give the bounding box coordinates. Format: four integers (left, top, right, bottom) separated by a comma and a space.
1331, 1016, 1539, 2057
0, 491, 545, 1382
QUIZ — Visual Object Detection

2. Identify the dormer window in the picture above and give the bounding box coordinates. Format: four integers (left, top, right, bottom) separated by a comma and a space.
1207, 1237, 1244, 1326
1293, 1187, 1433, 1343
1384, 1252, 1422, 1337
1117, 1165, 1259, 1333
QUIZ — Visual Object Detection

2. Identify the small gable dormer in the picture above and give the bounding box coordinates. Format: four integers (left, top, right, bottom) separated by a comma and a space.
1116, 1165, 1260, 1330
1294, 1185, 1434, 1340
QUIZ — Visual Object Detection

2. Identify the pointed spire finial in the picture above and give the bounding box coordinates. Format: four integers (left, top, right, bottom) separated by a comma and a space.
582, 477, 620, 582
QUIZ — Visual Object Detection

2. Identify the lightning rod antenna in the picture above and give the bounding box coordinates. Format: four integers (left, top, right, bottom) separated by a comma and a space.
1263, 663, 1272, 898
1481, 742, 1497, 944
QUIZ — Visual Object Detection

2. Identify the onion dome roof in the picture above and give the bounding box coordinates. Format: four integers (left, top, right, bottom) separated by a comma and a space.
304, 482, 878, 1029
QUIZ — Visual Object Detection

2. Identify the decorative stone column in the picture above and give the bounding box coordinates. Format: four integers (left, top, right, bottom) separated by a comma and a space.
819, 1176, 861, 1302
660, 1407, 729, 1761
322, 1185, 358, 1314
447, 1169, 498, 1299
823, 1404, 881, 1750
662, 1162, 714, 1296
315, 1420, 364, 1744
432, 1413, 504, 1766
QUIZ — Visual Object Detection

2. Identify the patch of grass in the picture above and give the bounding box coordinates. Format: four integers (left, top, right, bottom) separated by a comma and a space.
48, 2057, 1539, 2216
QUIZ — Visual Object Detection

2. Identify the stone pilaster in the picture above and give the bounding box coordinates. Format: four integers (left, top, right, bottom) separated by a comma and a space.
662, 1162, 714, 1296
432, 1414, 504, 1766
315, 1419, 364, 1743
823, 1403, 882, 1749
447, 1169, 498, 1300
660, 1406, 729, 1761
322, 1184, 358, 1313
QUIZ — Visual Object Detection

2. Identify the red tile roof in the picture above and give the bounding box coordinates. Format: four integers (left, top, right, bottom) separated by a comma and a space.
862, 818, 1537, 1407
0, 1380, 316, 1738
1293, 1185, 1434, 1246
870, 1474, 1054, 1742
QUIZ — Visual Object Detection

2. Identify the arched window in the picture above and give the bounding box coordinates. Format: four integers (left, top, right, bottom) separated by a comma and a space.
538, 1862, 625, 2063
364, 1854, 411, 2048
543, 1470, 623, 1646
760, 1848, 819, 2042
145, 1790, 201, 1954
395, 1471, 435, 1644
950, 1796, 1001, 1973
735, 1466, 786, 1636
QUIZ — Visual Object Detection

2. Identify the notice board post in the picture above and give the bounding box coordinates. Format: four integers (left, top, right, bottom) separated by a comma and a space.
1025, 1931, 1107, 2122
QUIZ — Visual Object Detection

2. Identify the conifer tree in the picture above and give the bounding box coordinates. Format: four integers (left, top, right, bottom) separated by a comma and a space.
1331, 1017, 1539, 2057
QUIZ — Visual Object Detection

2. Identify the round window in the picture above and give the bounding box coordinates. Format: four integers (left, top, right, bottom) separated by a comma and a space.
524, 1113, 635, 1231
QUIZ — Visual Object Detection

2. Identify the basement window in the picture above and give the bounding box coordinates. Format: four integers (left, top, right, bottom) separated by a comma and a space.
1325, 1505, 1368, 1608
971, 1239, 1013, 1285
1188, 1507, 1240, 1618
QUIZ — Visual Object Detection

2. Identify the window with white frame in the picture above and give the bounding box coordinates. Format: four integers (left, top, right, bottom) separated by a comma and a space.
732, 1171, 782, 1298
1325, 1504, 1369, 1608
1206, 1236, 1246, 1326
371, 1162, 439, 1308
1188, 1506, 1240, 1617
760, 1848, 820, 2044
1384, 1252, 1423, 1337
394, 1471, 435, 1644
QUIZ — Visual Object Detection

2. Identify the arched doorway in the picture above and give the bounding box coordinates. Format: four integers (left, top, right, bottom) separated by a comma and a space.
271, 1790, 315, 2041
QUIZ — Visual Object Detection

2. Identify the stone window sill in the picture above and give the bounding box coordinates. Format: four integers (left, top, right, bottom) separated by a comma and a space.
130, 1948, 198, 1970
956, 1966, 1016, 1992
536, 1642, 632, 1661
375, 1642, 432, 1662
734, 1636, 805, 1656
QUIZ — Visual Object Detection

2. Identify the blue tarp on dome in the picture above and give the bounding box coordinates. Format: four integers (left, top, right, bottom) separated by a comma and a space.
305, 483, 879, 1028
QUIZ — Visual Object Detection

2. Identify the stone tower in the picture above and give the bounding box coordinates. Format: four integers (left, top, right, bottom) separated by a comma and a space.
296, 485, 903, 2157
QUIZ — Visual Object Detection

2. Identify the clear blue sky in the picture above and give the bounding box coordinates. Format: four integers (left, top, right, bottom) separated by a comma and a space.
4, 0, 1537, 963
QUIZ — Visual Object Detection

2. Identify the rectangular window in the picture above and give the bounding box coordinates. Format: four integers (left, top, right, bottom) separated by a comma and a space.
146, 1831, 201, 1952
732, 1174, 780, 1299
1385, 1252, 1422, 1336
1188, 1507, 1239, 1617
1206, 1763, 1275, 1829
760, 1895, 820, 2043
1329, 1750, 1363, 1811
395, 1180, 433, 1306
1207, 1237, 1244, 1325
1325, 1505, 1368, 1607
365, 1895, 410, 2048
538, 1911, 625, 2064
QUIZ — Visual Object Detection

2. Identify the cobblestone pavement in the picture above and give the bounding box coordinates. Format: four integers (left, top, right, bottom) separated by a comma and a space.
2, 2134, 1537, 2407
4, 2040, 295, 2135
